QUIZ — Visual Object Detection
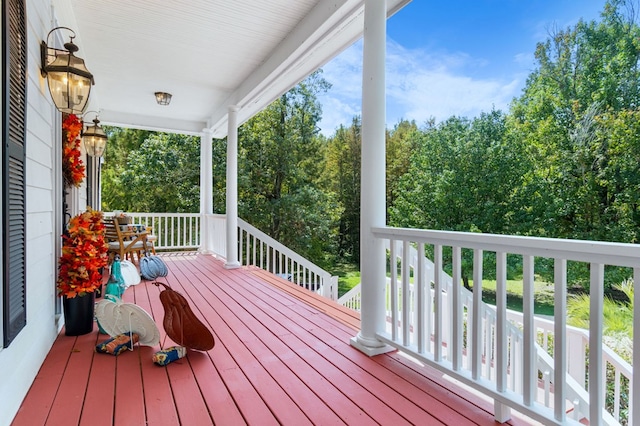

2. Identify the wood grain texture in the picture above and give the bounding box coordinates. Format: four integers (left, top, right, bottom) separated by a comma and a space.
12, 253, 528, 426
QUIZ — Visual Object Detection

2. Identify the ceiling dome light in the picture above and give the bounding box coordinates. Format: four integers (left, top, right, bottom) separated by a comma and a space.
155, 92, 172, 106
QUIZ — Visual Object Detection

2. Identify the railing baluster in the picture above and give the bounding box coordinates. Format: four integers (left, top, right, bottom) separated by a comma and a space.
523, 255, 535, 406
433, 244, 443, 362
237, 228, 242, 264
452, 246, 462, 371
467, 293, 473, 371
494, 251, 510, 421
513, 334, 521, 393
425, 244, 433, 354
472, 249, 483, 380
417, 242, 426, 354
390, 239, 398, 342
554, 258, 567, 422
590, 263, 605, 426
285, 256, 289, 277
485, 311, 492, 379
509, 331, 516, 391
402, 241, 411, 346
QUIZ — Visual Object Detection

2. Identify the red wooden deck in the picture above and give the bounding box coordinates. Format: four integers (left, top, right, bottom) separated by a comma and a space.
12, 253, 536, 425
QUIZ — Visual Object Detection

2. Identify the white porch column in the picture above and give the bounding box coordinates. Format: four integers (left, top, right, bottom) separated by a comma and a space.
351, 0, 392, 356
200, 128, 214, 253
225, 106, 240, 269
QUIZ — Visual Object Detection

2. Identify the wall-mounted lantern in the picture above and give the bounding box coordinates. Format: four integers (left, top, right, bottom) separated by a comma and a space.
82, 111, 107, 158
41, 26, 94, 114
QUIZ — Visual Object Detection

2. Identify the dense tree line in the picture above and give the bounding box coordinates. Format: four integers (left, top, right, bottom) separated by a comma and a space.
102, 0, 640, 287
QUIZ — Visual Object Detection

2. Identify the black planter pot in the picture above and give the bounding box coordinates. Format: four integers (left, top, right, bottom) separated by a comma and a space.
63, 292, 96, 336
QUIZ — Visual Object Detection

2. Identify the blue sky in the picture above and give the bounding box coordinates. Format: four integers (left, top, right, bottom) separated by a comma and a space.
316, 0, 608, 136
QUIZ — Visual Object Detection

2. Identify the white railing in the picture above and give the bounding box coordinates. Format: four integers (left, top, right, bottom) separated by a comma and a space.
238, 218, 339, 300
117, 213, 338, 300
339, 284, 362, 311
119, 212, 201, 251
360, 227, 639, 426
511, 313, 633, 425
339, 256, 632, 424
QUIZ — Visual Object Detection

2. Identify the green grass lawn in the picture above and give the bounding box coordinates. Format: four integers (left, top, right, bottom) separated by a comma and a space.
333, 265, 556, 315
333, 263, 362, 298
478, 279, 555, 316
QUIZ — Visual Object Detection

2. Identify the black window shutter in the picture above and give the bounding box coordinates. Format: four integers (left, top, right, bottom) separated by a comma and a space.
2, 0, 27, 347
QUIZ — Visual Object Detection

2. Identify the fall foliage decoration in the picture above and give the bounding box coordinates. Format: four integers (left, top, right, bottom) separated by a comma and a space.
62, 114, 85, 187
57, 208, 109, 298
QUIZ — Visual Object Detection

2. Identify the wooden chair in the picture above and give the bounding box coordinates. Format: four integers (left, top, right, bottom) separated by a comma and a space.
104, 218, 149, 264
145, 226, 157, 254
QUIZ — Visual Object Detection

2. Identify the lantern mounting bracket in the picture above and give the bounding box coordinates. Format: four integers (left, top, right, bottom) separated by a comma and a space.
40, 26, 77, 78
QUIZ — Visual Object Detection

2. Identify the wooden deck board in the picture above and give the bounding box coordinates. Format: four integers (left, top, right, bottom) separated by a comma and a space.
248, 267, 361, 330
232, 273, 453, 424
131, 285, 182, 426
171, 258, 368, 425
185, 256, 440, 425
10, 332, 76, 425
11, 253, 535, 426
169, 256, 319, 425
46, 328, 98, 425
79, 329, 116, 426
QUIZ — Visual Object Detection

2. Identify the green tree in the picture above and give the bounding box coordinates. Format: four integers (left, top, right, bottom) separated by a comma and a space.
238, 72, 336, 265
101, 127, 153, 211
322, 117, 362, 263
386, 120, 419, 223
390, 111, 530, 286
212, 137, 227, 214
102, 131, 201, 212
508, 0, 640, 288
510, 0, 640, 240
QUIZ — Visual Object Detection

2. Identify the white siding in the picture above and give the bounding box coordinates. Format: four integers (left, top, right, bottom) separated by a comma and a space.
0, 0, 65, 424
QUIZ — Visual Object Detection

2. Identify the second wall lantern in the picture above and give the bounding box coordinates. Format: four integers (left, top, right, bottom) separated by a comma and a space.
82, 112, 107, 158
41, 26, 94, 115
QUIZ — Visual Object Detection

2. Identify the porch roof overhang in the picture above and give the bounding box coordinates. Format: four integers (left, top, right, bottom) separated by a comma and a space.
51, 0, 410, 138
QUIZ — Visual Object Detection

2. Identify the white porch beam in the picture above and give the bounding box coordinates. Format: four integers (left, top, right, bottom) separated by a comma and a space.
99, 110, 205, 136
208, 0, 362, 137
208, 0, 412, 139
225, 106, 240, 269
351, 0, 393, 356
200, 129, 214, 254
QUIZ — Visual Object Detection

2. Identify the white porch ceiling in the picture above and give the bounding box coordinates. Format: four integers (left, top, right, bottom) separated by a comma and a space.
51, 0, 410, 137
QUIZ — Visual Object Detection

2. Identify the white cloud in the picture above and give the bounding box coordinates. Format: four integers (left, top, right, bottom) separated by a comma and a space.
317, 39, 525, 136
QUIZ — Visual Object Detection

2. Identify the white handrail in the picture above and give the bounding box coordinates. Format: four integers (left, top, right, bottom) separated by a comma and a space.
118, 214, 339, 300
237, 218, 338, 300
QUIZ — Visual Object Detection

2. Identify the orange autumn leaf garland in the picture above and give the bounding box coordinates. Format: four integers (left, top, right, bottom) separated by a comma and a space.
62, 114, 85, 187
57, 208, 109, 298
